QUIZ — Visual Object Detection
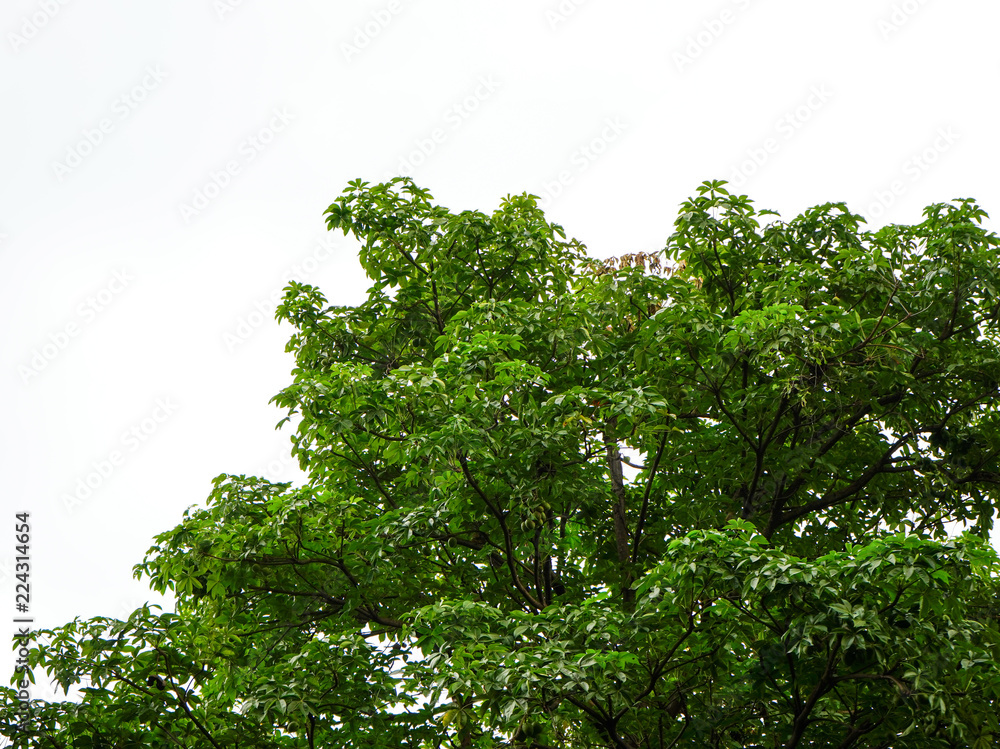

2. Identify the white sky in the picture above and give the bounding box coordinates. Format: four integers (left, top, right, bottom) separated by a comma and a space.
2, 0, 1000, 696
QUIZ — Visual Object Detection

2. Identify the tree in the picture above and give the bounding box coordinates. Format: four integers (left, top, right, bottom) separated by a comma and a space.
5, 178, 1000, 748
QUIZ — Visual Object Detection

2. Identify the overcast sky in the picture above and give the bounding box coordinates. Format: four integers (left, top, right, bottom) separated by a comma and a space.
2, 0, 999, 698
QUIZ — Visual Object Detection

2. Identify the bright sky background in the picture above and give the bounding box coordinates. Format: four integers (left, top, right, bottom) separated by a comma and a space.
2, 0, 1000, 698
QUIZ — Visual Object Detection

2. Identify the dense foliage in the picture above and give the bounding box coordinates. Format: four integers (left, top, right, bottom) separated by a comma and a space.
5, 178, 1000, 747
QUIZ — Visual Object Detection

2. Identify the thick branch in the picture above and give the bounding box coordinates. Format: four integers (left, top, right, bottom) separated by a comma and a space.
603, 418, 634, 608
631, 430, 668, 565
770, 436, 910, 535
785, 638, 841, 749
458, 453, 543, 610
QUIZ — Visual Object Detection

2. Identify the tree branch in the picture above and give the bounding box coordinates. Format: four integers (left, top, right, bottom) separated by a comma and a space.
631, 430, 668, 565
458, 453, 543, 610
602, 417, 634, 609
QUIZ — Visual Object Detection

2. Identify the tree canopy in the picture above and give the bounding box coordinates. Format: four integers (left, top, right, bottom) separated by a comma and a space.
5, 178, 1000, 748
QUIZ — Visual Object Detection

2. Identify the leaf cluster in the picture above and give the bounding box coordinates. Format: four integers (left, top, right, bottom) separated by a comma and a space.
6, 178, 1000, 748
